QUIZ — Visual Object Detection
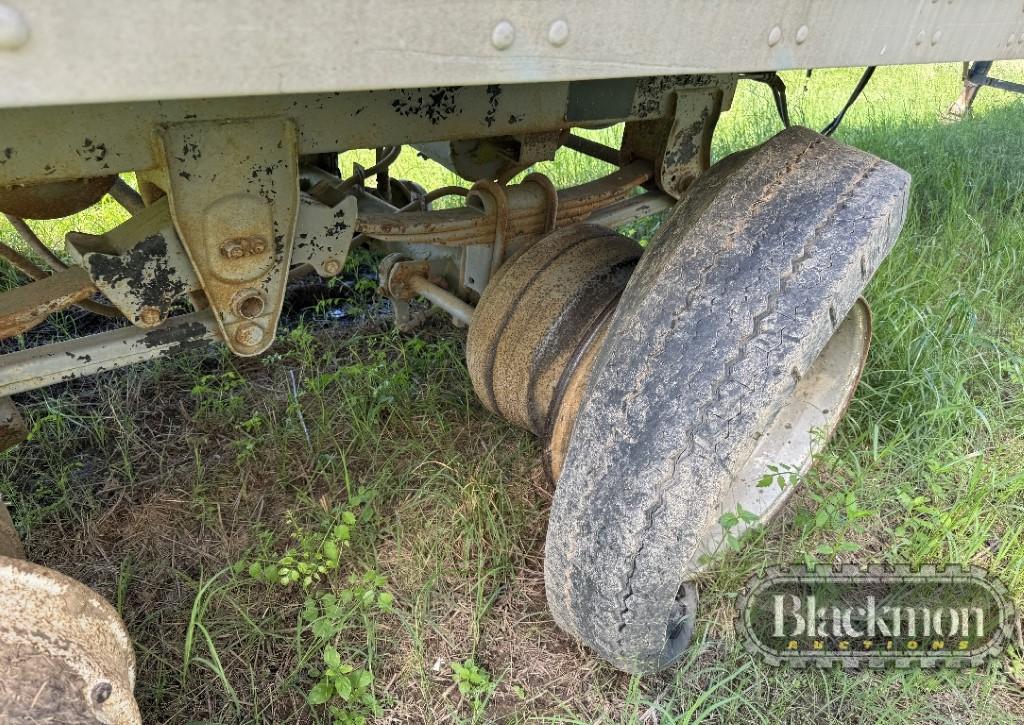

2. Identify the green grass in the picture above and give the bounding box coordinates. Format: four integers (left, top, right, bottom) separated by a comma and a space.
2, 62, 1024, 723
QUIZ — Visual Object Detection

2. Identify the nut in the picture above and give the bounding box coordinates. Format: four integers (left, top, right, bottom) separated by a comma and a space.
234, 322, 265, 348
138, 306, 162, 326
220, 239, 245, 259
220, 236, 268, 259
232, 289, 265, 319
323, 258, 342, 276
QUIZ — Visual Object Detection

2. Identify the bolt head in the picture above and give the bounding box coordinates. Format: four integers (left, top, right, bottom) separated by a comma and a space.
234, 322, 265, 348
139, 306, 162, 326
323, 258, 342, 276
491, 20, 515, 50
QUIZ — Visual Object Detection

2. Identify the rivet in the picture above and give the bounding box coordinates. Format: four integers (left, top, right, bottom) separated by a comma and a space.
139, 307, 162, 326
547, 19, 569, 46
915, 30, 926, 45
1011, 33, 1018, 45
795, 25, 809, 44
491, 20, 515, 50
767, 26, 782, 46
0, 4, 29, 50
323, 258, 342, 276
234, 322, 265, 348
931, 29, 942, 44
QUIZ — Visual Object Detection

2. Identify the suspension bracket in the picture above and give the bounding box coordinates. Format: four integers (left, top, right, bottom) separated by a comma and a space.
621, 79, 733, 198
158, 118, 300, 356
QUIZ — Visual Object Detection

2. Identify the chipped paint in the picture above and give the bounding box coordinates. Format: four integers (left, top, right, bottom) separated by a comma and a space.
0, 77, 708, 186
85, 233, 192, 324
391, 86, 463, 124
0, 310, 220, 397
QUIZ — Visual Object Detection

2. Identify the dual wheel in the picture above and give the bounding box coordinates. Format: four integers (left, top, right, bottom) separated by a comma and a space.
467, 126, 910, 672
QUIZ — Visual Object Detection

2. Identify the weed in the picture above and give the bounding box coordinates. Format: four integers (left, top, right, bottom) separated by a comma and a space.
717, 505, 761, 552
190, 370, 246, 417
756, 462, 801, 491
243, 509, 355, 588
307, 646, 380, 725
451, 659, 495, 718
236, 504, 395, 720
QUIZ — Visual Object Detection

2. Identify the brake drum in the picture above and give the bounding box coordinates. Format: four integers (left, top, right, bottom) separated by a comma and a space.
466, 222, 641, 446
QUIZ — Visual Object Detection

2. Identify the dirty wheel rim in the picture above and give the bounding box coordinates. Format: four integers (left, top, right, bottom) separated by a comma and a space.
685, 297, 872, 572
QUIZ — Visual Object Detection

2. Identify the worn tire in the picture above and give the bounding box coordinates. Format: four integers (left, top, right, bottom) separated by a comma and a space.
544, 126, 910, 672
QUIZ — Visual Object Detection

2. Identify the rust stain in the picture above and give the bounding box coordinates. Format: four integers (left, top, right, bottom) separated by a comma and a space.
0, 267, 97, 340
0, 176, 114, 219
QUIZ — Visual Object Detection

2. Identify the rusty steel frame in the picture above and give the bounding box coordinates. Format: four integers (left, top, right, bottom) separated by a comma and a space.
0, 76, 730, 188
404, 276, 475, 327
66, 196, 200, 329
0, 310, 220, 398
380, 256, 476, 329
0, 166, 668, 396
0, 74, 732, 411
0, 0, 1020, 706
0, 395, 26, 455
0, 266, 97, 339
946, 60, 1024, 119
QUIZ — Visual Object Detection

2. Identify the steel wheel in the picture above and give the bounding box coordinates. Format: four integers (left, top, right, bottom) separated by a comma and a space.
542, 126, 909, 672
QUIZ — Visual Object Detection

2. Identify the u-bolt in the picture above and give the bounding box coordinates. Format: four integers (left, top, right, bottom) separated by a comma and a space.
523, 172, 559, 234
468, 179, 512, 278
